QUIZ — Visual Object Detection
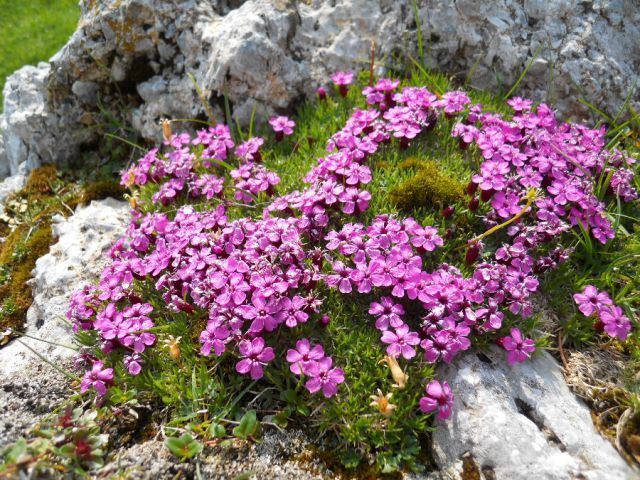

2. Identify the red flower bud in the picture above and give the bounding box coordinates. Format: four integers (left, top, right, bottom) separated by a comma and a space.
480, 188, 494, 202
466, 181, 478, 196
468, 197, 479, 211
442, 206, 454, 219
465, 243, 480, 265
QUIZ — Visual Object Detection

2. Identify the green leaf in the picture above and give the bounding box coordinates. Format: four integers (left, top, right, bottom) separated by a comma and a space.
232, 410, 258, 440
209, 422, 226, 439
273, 411, 289, 428
165, 433, 203, 460
1, 439, 28, 464
340, 448, 361, 469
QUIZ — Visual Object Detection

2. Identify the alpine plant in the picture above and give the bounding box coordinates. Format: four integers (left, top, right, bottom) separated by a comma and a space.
68, 75, 636, 428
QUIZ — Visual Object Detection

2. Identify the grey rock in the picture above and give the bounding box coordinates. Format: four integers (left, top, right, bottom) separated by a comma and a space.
0, 163, 26, 206
0, 199, 129, 378
0, 199, 129, 448
431, 347, 637, 480
0, 116, 8, 179
99, 430, 331, 479
1, 0, 638, 177
0, 363, 70, 450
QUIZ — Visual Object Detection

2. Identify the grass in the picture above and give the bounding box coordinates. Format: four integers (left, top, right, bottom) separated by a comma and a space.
0, 0, 79, 107
0, 25, 639, 475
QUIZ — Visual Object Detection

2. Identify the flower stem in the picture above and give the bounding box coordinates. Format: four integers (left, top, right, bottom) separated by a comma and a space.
471, 188, 538, 243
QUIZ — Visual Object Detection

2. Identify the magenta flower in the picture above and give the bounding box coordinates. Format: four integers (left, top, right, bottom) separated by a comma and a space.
381, 324, 421, 359
199, 319, 230, 357
599, 305, 631, 340
369, 297, 405, 331
123, 354, 143, 376
331, 71, 354, 97
573, 285, 612, 317
80, 361, 113, 396
507, 96, 533, 112
419, 380, 454, 420
236, 337, 275, 380
499, 328, 535, 364
305, 357, 345, 398
269, 116, 295, 142
286, 339, 325, 375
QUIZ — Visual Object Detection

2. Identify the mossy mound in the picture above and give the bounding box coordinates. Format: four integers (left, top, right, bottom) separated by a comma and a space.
0, 222, 52, 331
389, 157, 464, 211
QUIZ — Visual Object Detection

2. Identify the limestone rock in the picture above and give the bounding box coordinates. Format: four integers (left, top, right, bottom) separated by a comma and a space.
0, 199, 129, 447
2, 0, 636, 178
431, 347, 637, 480
99, 430, 330, 479
0, 163, 26, 207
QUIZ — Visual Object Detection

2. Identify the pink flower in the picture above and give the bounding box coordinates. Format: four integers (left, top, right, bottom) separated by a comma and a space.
499, 328, 535, 364
331, 71, 354, 86
269, 116, 295, 141
381, 324, 421, 359
80, 361, 113, 396
286, 339, 325, 375
419, 380, 454, 419
236, 337, 275, 380
305, 357, 345, 398
331, 71, 354, 97
573, 285, 612, 317
599, 305, 631, 340
369, 297, 405, 331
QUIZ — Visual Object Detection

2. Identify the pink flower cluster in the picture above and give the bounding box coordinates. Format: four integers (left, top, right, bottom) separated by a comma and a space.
120, 125, 281, 208
456, 99, 637, 244
70, 72, 635, 423
573, 285, 631, 340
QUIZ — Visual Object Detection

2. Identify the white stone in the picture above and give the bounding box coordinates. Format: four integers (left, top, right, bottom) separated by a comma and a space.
0, 199, 129, 377
431, 347, 637, 480
1, 0, 638, 178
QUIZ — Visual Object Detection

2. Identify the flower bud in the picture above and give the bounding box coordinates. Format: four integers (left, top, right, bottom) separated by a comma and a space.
160, 119, 172, 141
480, 188, 494, 202
465, 243, 480, 265
320, 314, 331, 327
442, 206, 454, 219
468, 197, 479, 211
466, 181, 478, 196
317, 86, 327, 101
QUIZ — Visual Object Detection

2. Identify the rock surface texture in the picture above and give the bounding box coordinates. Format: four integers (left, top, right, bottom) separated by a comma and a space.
1, 0, 638, 177
98, 431, 330, 479
431, 347, 637, 480
0, 199, 129, 447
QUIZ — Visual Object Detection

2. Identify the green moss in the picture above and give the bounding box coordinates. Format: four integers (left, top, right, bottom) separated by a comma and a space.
0, 225, 27, 264
0, 222, 52, 330
389, 158, 464, 211
23, 164, 58, 196
81, 180, 126, 204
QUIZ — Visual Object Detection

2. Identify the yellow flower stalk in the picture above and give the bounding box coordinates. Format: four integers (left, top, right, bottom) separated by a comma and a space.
471, 188, 540, 243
